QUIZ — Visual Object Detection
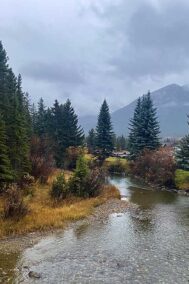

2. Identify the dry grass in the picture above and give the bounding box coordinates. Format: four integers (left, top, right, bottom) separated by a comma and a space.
0, 171, 120, 239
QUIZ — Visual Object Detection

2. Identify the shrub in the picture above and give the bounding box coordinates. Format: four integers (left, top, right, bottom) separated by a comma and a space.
130, 147, 176, 186
68, 155, 89, 197
4, 185, 28, 219
18, 173, 35, 189
64, 147, 84, 170
106, 158, 129, 174
85, 167, 105, 197
69, 155, 105, 198
50, 173, 69, 200
30, 136, 54, 183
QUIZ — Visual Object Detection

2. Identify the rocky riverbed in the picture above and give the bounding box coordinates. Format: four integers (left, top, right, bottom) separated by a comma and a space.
0, 197, 131, 282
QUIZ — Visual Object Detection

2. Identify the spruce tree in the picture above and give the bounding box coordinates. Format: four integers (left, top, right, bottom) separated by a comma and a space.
0, 41, 9, 118
128, 92, 160, 159
176, 135, 189, 170
96, 100, 114, 159
35, 98, 47, 138
128, 97, 142, 158
52, 99, 84, 167
0, 115, 13, 185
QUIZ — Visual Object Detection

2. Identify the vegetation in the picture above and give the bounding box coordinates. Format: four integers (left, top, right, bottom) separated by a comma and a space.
176, 135, 189, 170
50, 173, 69, 200
87, 128, 96, 154
105, 157, 129, 175
0, 41, 31, 183
0, 171, 120, 238
96, 100, 114, 160
0, 116, 13, 187
128, 92, 160, 159
115, 135, 128, 151
69, 155, 105, 198
175, 169, 189, 190
3, 185, 28, 220
130, 148, 176, 186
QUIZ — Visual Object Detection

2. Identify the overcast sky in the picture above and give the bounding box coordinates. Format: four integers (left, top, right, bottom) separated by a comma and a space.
1, 0, 189, 115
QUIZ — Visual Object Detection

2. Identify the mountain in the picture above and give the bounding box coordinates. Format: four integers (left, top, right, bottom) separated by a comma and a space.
79, 84, 189, 138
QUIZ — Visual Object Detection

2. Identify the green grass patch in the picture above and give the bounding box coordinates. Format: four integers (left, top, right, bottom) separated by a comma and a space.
105, 157, 129, 174
175, 169, 189, 190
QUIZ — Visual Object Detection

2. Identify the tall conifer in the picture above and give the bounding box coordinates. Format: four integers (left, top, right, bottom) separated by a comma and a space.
0, 115, 13, 185
128, 92, 160, 158
96, 100, 114, 159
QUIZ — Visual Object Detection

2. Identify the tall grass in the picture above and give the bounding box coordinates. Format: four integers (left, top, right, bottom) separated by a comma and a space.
0, 171, 120, 238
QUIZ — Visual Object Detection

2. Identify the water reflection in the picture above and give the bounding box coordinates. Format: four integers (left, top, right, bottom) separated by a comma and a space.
129, 186, 177, 209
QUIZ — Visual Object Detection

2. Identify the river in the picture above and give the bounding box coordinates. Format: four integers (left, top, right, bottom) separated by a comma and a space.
1, 176, 189, 283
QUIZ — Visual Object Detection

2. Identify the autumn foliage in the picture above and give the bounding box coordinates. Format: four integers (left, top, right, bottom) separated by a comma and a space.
30, 136, 54, 183
130, 147, 176, 186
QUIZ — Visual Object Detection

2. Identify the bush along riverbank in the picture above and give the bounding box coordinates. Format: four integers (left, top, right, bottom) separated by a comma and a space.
104, 149, 189, 195
0, 156, 120, 239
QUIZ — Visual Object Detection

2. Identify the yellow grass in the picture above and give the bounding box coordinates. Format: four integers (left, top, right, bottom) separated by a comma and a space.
0, 171, 120, 238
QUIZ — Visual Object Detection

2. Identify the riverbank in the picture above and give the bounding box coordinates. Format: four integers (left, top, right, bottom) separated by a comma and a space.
0, 192, 130, 282
8, 175, 189, 284
0, 173, 121, 239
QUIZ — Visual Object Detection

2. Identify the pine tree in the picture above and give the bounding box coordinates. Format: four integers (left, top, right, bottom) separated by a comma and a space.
87, 128, 96, 154
0, 115, 13, 185
128, 92, 160, 159
96, 100, 114, 159
176, 135, 189, 170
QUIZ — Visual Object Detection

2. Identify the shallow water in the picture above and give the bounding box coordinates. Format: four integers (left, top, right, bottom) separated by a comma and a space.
2, 176, 189, 283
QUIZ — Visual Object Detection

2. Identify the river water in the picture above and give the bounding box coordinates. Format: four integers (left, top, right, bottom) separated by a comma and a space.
2, 176, 189, 283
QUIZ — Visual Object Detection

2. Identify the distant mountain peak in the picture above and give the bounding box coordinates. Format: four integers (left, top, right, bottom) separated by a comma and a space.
79, 83, 189, 137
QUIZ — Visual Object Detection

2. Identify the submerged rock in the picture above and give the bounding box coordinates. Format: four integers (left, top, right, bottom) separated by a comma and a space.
28, 271, 41, 279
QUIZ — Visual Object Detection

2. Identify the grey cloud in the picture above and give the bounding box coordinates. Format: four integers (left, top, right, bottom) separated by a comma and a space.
107, 1, 189, 78
21, 62, 85, 85
1, 0, 189, 115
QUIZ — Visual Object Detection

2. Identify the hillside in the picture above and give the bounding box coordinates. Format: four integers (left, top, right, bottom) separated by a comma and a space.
79, 84, 189, 138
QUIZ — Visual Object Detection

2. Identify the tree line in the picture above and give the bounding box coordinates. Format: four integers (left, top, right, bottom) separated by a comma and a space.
1, 39, 189, 189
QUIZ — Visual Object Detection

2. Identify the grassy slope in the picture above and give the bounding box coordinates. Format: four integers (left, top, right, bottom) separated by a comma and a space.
175, 169, 189, 190
0, 171, 120, 238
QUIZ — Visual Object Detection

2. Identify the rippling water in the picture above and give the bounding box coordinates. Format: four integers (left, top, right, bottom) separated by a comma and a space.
3, 176, 189, 283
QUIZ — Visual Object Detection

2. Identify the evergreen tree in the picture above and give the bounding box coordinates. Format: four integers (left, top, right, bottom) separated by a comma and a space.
0, 41, 9, 118
35, 98, 47, 138
176, 135, 189, 170
116, 135, 127, 151
87, 128, 96, 154
0, 115, 13, 185
0, 42, 31, 180
52, 99, 84, 167
128, 92, 160, 159
96, 100, 114, 159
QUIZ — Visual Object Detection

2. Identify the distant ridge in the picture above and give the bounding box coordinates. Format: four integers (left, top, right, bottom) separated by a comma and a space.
79, 84, 189, 138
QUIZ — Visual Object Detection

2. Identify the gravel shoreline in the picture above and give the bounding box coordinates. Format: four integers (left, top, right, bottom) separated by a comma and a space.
0, 198, 132, 255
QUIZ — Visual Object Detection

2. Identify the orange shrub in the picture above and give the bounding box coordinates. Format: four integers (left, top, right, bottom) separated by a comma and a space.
130, 147, 176, 186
